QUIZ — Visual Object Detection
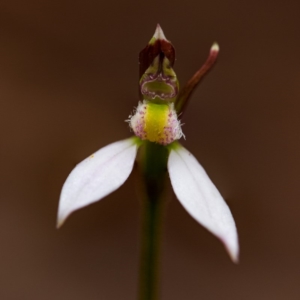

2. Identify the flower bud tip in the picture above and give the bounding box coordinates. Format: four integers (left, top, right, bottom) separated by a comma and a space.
153, 24, 167, 41
211, 42, 219, 52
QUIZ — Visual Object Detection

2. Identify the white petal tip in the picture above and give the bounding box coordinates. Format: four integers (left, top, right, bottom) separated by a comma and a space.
56, 222, 62, 229
220, 236, 239, 263
153, 24, 167, 40
211, 42, 219, 52
56, 216, 66, 229
232, 255, 239, 264
226, 244, 239, 264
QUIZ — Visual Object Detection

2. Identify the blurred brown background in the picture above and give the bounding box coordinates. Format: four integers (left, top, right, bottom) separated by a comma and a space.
1, 0, 300, 299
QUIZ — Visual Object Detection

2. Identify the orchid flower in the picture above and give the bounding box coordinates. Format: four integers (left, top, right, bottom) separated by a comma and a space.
57, 25, 239, 267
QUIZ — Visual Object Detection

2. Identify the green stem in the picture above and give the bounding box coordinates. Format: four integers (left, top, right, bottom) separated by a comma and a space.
138, 141, 169, 300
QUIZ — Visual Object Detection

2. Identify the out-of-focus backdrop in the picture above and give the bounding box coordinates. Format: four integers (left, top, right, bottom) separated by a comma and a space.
1, 0, 300, 299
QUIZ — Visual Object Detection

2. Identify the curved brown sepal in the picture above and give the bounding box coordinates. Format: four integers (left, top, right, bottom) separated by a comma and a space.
175, 43, 219, 115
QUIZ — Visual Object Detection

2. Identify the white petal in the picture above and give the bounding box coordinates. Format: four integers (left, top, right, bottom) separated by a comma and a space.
168, 145, 239, 262
57, 138, 139, 227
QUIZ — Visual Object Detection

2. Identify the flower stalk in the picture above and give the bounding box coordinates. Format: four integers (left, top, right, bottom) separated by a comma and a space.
137, 141, 169, 300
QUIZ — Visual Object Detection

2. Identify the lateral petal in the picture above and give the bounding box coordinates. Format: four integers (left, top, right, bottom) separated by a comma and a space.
57, 138, 139, 227
168, 145, 239, 262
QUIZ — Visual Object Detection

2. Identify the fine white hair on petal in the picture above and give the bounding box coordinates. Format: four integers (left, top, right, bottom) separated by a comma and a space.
168, 145, 239, 262
57, 138, 139, 228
